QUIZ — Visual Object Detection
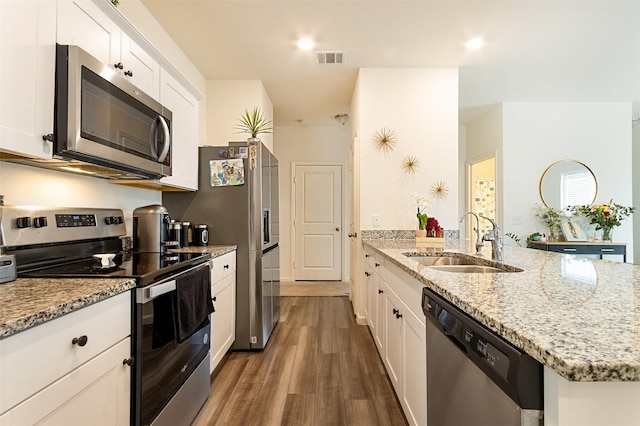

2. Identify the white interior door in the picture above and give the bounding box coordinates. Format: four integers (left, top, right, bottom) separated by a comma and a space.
294, 164, 342, 280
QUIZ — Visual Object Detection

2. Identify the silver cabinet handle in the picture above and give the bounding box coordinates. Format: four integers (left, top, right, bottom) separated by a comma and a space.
562, 248, 577, 252
600, 248, 615, 252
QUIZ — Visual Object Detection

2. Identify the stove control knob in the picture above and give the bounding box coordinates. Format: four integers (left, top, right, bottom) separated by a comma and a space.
105, 216, 114, 225
117, 216, 124, 224
16, 216, 31, 228
33, 216, 48, 228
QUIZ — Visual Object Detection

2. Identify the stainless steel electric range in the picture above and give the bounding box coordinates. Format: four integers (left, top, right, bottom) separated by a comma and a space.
1, 206, 212, 426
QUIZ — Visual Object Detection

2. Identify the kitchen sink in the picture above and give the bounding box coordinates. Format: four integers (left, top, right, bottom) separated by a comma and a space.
428, 265, 507, 273
404, 254, 522, 273
406, 256, 484, 266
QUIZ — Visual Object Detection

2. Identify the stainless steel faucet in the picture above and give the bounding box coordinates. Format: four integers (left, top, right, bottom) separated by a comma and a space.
480, 215, 504, 262
459, 212, 483, 256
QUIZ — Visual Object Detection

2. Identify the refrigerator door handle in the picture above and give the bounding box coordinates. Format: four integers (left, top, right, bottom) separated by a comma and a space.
263, 208, 270, 244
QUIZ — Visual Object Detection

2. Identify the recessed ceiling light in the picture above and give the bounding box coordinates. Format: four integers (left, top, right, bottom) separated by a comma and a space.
297, 37, 315, 51
465, 37, 485, 50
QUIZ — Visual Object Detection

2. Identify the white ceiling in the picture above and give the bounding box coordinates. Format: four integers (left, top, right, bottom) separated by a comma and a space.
140, 0, 640, 126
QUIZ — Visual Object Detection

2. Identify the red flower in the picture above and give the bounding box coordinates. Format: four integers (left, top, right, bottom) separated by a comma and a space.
604, 211, 611, 217
426, 217, 439, 231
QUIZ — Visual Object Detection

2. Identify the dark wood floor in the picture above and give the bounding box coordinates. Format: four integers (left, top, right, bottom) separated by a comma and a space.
193, 296, 408, 426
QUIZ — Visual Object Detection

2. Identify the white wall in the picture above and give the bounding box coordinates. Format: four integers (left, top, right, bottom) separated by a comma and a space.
206, 80, 273, 151
0, 162, 160, 235
273, 124, 351, 281
355, 68, 459, 231
464, 104, 504, 233
501, 102, 633, 260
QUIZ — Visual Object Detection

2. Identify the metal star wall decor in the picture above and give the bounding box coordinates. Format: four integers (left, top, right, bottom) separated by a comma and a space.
372, 127, 398, 153
401, 155, 420, 174
431, 180, 449, 199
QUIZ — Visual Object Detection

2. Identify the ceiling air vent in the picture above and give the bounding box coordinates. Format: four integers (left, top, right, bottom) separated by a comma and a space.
315, 51, 345, 64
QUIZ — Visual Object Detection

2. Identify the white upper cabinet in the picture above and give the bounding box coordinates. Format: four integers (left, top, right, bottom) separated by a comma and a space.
57, 0, 160, 100
0, 0, 56, 159
120, 32, 160, 100
159, 69, 199, 191
57, 0, 121, 70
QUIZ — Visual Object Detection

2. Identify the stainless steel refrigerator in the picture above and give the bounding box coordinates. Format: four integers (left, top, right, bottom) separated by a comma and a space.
162, 142, 279, 350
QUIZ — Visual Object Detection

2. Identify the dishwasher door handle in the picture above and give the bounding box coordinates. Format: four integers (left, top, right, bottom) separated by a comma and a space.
444, 330, 467, 353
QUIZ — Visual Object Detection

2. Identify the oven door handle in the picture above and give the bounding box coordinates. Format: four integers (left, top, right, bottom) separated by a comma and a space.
137, 279, 177, 304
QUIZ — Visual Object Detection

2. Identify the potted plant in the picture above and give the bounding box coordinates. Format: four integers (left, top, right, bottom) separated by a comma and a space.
236, 106, 273, 145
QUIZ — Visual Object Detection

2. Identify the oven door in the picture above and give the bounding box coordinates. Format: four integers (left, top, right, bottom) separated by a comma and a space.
56, 44, 172, 179
133, 263, 211, 426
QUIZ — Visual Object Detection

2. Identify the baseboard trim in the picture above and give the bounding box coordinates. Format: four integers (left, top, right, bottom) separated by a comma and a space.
355, 314, 368, 325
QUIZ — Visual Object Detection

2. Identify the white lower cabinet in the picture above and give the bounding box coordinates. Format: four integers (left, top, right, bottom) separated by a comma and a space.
363, 246, 427, 426
383, 285, 403, 393
210, 251, 237, 373
0, 292, 132, 425
1, 338, 131, 426
400, 300, 427, 426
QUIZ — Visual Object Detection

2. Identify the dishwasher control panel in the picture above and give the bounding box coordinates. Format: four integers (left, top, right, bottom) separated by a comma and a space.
464, 326, 510, 381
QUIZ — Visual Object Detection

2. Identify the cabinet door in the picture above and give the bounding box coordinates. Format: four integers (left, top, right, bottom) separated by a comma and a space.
384, 286, 403, 395
159, 68, 199, 190
373, 272, 385, 353
4, 338, 131, 426
0, 0, 55, 159
401, 306, 427, 426
120, 32, 160, 100
210, 272, 236, 372
57, 0, 121, 67
363, 265, 371, 324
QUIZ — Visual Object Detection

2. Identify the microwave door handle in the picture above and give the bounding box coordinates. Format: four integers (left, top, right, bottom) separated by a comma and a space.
148, 116, 171, 162
149, 116, 160, 159
156, 116, 171, 163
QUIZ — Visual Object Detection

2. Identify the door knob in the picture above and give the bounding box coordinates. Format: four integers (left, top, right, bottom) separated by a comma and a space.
335, 227, 340, 231
348, 232, 357, 238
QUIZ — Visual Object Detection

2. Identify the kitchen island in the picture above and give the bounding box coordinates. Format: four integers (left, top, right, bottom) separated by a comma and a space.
363, 238, 640, 426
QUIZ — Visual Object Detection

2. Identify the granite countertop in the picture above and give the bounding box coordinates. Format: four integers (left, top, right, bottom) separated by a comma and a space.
170, 244, 236, 257
0, 277, 136, 338
0, 245, 236, 339
363, 238, 640, 382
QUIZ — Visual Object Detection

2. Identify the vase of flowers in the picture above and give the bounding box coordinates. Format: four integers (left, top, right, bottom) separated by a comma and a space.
535, 205, 563, 242
573, 200, 635, 242
412, 193, 431, 237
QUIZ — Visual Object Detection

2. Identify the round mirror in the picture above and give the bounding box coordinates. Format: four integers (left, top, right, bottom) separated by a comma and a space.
539, 160, 597, 210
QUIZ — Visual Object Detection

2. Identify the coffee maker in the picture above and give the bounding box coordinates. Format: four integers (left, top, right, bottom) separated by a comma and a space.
133, 204, 179, 252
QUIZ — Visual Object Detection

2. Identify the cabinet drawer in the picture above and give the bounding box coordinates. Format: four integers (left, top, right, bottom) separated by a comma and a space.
0, 292, 131, 414
2, 338, 131, 426
548, 244, 625, 255
211, 251, 236, 283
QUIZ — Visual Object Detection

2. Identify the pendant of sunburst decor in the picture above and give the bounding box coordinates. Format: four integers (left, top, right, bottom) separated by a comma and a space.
372, 127, 398, 153
431, 180, 449, 199
401, 155, 420, 174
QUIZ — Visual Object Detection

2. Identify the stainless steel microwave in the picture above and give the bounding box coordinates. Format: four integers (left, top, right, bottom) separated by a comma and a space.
53, 44, 172, 179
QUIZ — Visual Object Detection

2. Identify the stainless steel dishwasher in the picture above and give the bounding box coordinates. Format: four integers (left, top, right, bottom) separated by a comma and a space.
422, 288, 543, 426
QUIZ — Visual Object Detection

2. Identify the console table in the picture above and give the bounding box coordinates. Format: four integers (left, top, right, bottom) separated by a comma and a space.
530, 241, 627, 262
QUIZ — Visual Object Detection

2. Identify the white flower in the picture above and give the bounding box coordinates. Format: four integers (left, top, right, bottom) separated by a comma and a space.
410, 193, 431, 213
